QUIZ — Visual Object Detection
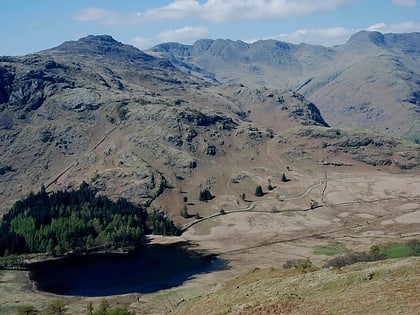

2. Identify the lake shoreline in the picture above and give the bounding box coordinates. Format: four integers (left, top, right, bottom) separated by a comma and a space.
26, 241, 226, 297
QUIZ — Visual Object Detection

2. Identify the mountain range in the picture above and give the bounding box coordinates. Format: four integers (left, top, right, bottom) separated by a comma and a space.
0, 31, 420, 314
0, 32, 419, 215
148, 31, 420, 140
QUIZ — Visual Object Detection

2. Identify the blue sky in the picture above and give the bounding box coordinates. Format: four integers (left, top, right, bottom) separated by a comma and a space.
1, 0, 419, 56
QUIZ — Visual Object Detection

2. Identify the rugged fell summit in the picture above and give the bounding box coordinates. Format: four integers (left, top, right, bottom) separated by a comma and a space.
0, 34, 419, 218
0, 35, 330, 214
149, 31, 420, 139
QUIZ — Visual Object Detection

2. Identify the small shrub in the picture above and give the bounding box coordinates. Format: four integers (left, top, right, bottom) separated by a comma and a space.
117, 103, 128, 120
45, 299, 67, 315
283, 258, 313, 270
0, 165, 12, 175
298, 258, 313, 270
17, 305, 39, 315
369, 245, 381, 255
310, 200, 319, 209
323, 251, 386, 268
408, 239, 420, 256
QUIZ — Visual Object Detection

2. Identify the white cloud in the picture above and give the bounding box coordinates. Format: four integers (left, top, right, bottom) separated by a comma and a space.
73, 7, 118, 24
130, 26, 210, 50
144, 0, 354, 23
265, 26, 355, 46
130, 37, 154, 49
248, 21, 420, 47
136, 0, 202, 22
156, 26, 210, 43
392, 0, 416, 7
74, 1, 354, 25
367, 21, 420, 33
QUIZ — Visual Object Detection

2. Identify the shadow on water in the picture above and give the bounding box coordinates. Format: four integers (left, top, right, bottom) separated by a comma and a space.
28, 243, 225, 297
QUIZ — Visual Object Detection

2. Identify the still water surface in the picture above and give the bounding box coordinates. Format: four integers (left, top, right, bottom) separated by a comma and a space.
29, 244, 224, 297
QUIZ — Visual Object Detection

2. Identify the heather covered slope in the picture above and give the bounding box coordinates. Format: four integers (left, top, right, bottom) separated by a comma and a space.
173, 257, 420, 315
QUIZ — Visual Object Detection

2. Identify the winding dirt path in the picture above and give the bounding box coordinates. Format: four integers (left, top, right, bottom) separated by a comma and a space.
181, 179, 326, 232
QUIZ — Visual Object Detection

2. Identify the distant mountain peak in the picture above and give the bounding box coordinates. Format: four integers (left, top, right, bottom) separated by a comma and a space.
80, 34, 119, 42
44, 34, 154, 62
345, 30, 387, 48
53, 34, 123, 51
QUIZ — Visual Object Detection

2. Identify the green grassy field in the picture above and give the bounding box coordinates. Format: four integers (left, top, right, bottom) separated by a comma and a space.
383, 243, 413, 259
313, 242, 349, 256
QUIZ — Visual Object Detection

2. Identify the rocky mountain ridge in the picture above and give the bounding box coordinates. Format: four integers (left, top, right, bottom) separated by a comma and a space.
0, 35, 331, 215
148, 31, 420, 139
0, 35, 419, 217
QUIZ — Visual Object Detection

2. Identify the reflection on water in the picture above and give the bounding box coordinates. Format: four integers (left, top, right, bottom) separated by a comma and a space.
28, 244, 225, 297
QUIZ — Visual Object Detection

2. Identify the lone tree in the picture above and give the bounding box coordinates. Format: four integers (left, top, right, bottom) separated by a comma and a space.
281, 173, 289, 182
255, 185, 264, 197
199, 188, 213, 202
267, 178, 274, 191
180, 205, 190, 218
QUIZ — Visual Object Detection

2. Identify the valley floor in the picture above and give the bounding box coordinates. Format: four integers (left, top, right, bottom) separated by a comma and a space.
1, 169, 419, 314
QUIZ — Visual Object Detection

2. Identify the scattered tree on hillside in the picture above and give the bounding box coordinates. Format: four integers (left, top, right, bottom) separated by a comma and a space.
310, 200, 319, 209
199, 188, 213, 202
281, 173, 289, 182
180, 205, 190, 218
255, 185, 264, 197
267, 178, 273, 191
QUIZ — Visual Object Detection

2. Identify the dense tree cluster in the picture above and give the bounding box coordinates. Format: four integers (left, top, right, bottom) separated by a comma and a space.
0, 182, 180, 257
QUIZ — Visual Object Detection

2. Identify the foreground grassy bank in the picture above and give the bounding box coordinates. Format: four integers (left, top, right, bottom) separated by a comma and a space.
174, 256, 420, 315
1, 256, 418, 314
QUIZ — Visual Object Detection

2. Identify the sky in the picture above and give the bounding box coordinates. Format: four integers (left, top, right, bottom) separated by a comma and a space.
1, 0, 419, 56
